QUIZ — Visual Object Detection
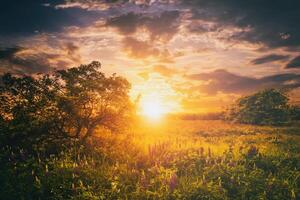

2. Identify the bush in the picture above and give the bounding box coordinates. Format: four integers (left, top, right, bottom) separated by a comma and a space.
225, 89, 291, 125
290, 106, 300, 121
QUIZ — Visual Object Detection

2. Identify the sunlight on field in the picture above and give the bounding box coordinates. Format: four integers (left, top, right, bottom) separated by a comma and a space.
4, 117, 300, 199
132, 119, 300, 157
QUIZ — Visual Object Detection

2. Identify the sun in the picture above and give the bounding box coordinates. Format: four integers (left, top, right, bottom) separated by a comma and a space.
140, 99, 166, 119
131, 76, 182, 120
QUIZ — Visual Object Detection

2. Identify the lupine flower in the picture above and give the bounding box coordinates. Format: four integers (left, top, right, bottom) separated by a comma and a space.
169, 173, 178, 192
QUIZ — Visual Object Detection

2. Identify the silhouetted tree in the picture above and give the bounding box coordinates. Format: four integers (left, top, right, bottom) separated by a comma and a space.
55, 61, 132, 142
0, 73, 61, 147
0, 61, 133, 148
225, 89, 291, 125
290, 105, 300, 120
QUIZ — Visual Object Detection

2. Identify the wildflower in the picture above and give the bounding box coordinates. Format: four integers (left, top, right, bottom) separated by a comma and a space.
208, 148, 211, 157
218, 177, 222, 187
199, 147, 204, 156
247, 146, 259, 158
140, 171, 148, 189
35, 176, 41, 186
169, 173, 178, 192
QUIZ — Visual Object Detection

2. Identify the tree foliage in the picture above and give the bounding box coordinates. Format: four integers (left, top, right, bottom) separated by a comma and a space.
225, 89, 292, 125
0, 61, 132, 148
290, 105, 300, 121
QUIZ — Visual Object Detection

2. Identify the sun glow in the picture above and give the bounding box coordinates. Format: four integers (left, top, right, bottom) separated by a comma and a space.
141, 98, 166, 119
131, 74, 182, 120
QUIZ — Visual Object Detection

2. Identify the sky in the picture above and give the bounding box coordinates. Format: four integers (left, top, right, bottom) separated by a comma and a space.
0, 0, 300, 113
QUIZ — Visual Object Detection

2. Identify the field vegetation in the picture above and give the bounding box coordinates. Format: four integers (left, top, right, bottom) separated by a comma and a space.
0, 62, 299, 200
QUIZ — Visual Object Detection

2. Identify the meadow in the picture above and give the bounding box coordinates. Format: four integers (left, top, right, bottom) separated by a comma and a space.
1, 119, 299, 200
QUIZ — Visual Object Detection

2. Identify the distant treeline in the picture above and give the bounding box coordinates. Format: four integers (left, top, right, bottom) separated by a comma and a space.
175, 112, 223, 120
176, 89, 300, 125
224, 89, 300, 125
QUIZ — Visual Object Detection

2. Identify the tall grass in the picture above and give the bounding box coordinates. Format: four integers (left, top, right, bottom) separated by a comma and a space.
1, 120, 299, 199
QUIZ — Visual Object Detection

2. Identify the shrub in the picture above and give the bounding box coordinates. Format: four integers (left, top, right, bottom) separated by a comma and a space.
225, 89, 291, 125
290, 106, 300, 120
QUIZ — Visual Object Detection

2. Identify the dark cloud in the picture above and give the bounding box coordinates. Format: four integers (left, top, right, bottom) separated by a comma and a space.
2, 0, 300, 51
187, 69, 300, 95
63, 42, 82, 63
250, 54, 290, 65
0, 0, 101, 37
122, 37, 174, 62
0, 46, 57, 74
286, 56, 300, 69
182, 0, 300, 49
0, 47, 22, 60
115, 11, 180, 62
0, 42, 81, 74
5, 54, 58, 74
106, 11, 180, 41
106, 12, 141, 34
122, 37, 160, 59
144, 11, 180, 41
187, 20, 220, 34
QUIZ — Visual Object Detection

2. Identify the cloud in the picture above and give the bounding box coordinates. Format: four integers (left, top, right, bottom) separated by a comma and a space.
250, 54, 290, 65
187, 69, 300, 95
0, 1, 101, 37
122, 37, 160, 59
3, 0, 300, 53
0, 47, 22, 59
106, 10, 180, 41
54, 0, 114, 10
0, 42, 81, 74
63, 42, 82, 63
54, 0, 176, 11
182, 0, 300, 49
122, 37, 175, 62
286, 56, 300, 69
106, 12, 142, 34
138, 71, 150, 80
153, 65, 178, 77
137, 64, 178, 80
0, 46, 58, 74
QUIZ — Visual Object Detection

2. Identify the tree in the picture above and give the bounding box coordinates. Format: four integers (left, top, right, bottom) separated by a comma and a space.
0, 73, 61, 147
290, 105, 300, 121
0, 61, 133, 148
55, 61, 132, 142
225, 89, 291, 125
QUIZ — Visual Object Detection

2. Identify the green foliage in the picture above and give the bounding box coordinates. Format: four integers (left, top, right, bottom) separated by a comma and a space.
290, 106, 300, 120
0, 61, 132, 149
55, 61, 132, 142
225, 89, 291, 125
1, 63, 299, 199
1, 126, 299, 200
0, 73, 61, 149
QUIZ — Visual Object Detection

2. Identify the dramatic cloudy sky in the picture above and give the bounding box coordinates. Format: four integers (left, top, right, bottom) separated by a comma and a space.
1, 0, 300, 112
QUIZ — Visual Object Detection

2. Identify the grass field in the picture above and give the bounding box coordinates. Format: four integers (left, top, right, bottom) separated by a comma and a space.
1, 119, 300, 199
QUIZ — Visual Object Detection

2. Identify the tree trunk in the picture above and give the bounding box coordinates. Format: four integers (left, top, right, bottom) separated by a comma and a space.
75, 126, 82, 138
81, 124, 96, 143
